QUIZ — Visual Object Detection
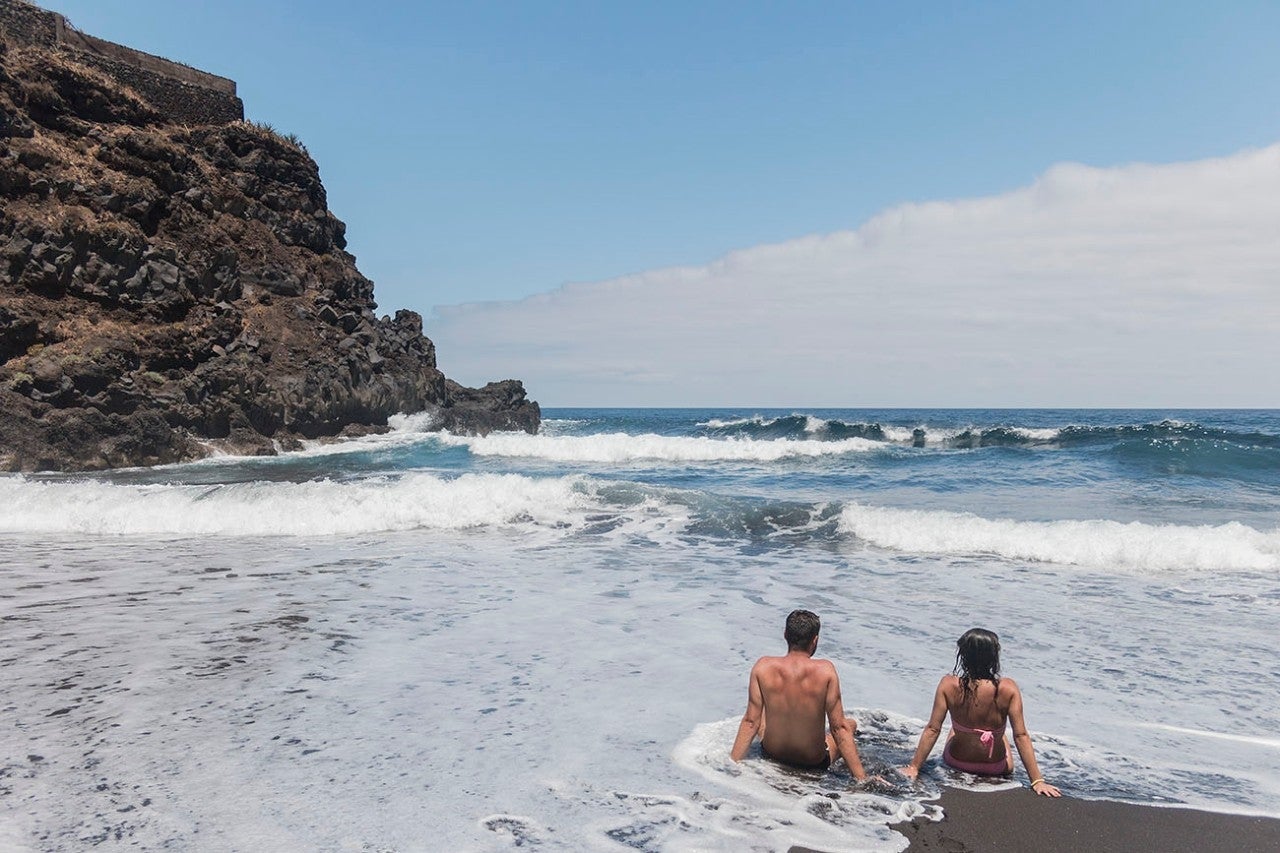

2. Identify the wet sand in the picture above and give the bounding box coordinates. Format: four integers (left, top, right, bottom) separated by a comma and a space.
889, 787, 1280, 852
787, 786, 1280, 853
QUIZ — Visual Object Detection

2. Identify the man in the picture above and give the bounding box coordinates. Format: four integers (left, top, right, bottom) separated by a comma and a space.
730, 609, 867, 780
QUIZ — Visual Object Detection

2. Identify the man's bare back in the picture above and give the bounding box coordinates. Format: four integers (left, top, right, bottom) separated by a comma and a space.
730, 610, 867, 779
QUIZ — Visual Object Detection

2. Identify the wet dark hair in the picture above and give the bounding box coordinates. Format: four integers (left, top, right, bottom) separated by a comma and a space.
784, 609, 821, 650
954, 628, 1001, 703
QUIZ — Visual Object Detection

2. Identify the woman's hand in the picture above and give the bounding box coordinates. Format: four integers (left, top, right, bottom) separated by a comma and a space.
1031, 780, 1061, 797
900, 765, 919, 781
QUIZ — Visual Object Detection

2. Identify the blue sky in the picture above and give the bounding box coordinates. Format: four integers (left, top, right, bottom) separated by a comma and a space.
42, 1, 1280, 405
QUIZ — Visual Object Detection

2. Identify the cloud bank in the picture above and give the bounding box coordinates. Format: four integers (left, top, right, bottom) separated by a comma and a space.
427, 146, 1280, 407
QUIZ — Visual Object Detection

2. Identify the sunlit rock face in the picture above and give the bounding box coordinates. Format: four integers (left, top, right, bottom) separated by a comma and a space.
0, 32, 537, 471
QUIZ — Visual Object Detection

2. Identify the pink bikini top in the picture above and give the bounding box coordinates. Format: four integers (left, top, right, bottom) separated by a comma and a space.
951, 719, 1004, 759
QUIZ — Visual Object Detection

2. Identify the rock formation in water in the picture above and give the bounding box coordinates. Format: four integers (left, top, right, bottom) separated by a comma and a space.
0, 3, 538, 471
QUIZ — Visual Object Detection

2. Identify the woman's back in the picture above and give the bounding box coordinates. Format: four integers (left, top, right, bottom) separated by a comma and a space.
943, 673, 1016, 765
904, 628, 1061, 795
946, 674, 1011, 730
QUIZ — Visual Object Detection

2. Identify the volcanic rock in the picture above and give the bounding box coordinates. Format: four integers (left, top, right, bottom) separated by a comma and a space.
0, 31, 538, 471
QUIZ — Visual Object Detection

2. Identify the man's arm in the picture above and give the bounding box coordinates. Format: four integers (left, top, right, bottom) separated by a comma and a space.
730, 662, 764, 762
824, 665, 866, 781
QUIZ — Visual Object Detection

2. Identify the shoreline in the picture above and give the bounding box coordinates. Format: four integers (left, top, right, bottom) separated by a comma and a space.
786, 786, 1280, 853
880, 787, 1280, 853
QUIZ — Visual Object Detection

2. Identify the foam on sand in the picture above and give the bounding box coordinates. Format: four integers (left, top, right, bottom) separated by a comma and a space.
670, 714, 940, 852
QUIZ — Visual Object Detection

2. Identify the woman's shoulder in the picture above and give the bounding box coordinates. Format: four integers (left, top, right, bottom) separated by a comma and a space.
937, 673, 961, 693
997, 676, 1022, 698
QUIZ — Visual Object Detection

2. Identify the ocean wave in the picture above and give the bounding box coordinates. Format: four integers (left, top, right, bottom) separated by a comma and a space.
698, 414, 902, 443
0, 472, 591, 537
693, 413, 1065, 447
1108, 436, 1280, 478
435, 431, 884, 463
149, 414, 1280, 483
695, 415, 1280, 454
696, 415, 772, 430
6, 469, 1277, 571
838, 504, 1280, 571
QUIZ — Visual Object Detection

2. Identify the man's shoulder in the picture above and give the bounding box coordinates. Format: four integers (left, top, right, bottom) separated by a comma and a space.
810, 657, 840, 676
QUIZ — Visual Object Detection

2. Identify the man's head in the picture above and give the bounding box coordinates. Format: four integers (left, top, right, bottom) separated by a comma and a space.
784, 609, 820, 652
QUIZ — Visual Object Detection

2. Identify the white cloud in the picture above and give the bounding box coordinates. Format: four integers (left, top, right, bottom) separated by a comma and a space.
427, 146, 1280, 407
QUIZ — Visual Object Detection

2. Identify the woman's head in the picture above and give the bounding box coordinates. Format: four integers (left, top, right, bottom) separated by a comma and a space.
954, 628, 1001, 695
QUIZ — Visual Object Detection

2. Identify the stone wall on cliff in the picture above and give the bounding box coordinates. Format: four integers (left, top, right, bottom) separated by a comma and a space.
0, 22, 539, 471
0, 0, 243, 125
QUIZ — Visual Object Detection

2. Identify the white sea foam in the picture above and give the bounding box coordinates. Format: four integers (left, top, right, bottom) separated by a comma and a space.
838, 504, 1280, 571
695, 413, 849, 435
803, 415, 829, 434
437, 431, 883, 462
1010, 427, 1062, 441
0, 472, 592, 537
385, 411, 440, 432
1133, 723, 1280, 750
671, 715, 940, 852
877, 425, 966, 445
167, 411, 441, 469
696, 414, 773, 429
538, 417, 590, 437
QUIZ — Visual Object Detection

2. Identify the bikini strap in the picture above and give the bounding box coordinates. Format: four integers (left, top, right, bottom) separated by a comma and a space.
951, 720, 997, 759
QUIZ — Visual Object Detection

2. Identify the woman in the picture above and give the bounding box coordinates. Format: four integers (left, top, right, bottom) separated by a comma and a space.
902, 628, 1061, 796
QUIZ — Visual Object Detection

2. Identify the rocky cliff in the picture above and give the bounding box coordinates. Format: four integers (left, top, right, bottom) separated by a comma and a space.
0, 36, 538, 471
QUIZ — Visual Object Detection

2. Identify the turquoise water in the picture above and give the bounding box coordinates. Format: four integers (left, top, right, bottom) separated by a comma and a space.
2, 409, 1278, 850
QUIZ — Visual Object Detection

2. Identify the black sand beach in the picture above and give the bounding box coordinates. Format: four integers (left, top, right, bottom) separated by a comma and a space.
790, 786, 1280, 853
885, 787, 1280, 853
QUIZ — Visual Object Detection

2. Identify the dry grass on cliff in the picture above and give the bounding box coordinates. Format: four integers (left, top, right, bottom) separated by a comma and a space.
5, 42, 155, 119
3, 45, 154, 190
232, 119, 310, 156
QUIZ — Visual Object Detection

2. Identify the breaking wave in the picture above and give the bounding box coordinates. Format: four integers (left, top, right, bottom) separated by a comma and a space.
3, 471, 1277, 573
166, 415, 1280, 487
698, 414, 915, 443
838, 504, 1280, 572
434, 431, 884, 462
0, 472, 592, 537
695, 414, 1280, 453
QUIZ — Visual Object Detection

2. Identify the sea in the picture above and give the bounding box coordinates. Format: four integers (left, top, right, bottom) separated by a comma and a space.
2, 408, 1278, 852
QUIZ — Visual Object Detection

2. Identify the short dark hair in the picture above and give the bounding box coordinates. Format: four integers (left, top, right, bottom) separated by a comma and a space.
784, 609, 820, 649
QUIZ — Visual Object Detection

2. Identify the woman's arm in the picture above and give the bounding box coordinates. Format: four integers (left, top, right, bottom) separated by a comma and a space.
902, 678, 950, 779
1006, 680, 1062, 797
